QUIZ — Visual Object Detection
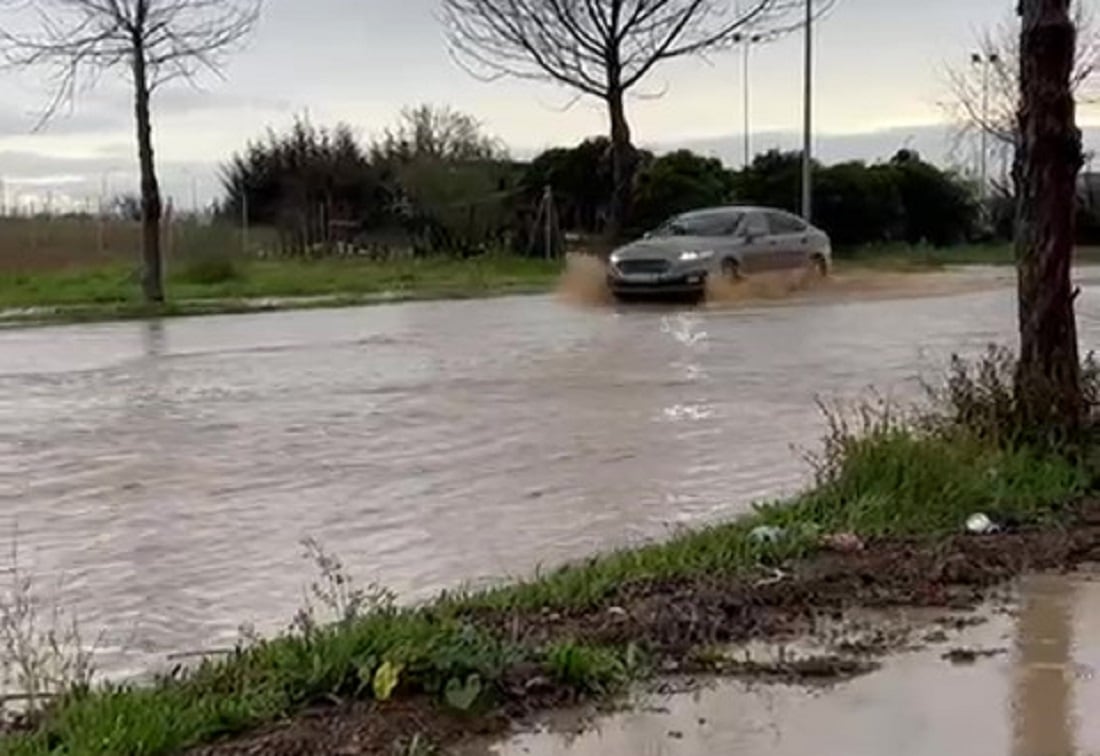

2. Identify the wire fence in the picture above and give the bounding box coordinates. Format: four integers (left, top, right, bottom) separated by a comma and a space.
0, 182, 571, 272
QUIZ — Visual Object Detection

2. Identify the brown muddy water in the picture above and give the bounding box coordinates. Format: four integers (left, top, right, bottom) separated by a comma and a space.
474, 569, 1100, 756
3, 266, 1100, 679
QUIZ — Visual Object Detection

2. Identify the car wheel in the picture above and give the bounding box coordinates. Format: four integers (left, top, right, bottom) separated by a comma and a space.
807, 254, 829, 278
721, 258, 741, 281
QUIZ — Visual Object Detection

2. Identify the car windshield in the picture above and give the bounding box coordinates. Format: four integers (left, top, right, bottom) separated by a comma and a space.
651, 210, 742, 238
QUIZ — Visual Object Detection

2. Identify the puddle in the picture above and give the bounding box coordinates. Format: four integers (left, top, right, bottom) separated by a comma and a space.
471, 570, 1100, 756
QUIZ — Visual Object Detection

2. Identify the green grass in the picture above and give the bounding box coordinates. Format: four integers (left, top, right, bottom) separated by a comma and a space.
456, 421, 1086, 615
3, 363, 1093, 755
836, 243, 1100, 270
0, 255, 562, 320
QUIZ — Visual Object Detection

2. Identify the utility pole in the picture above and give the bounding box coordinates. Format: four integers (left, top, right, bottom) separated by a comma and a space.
742, 33, 763, 169
801, 0, 814, 222
241, 191, 249, 257
543, 185, 553, 260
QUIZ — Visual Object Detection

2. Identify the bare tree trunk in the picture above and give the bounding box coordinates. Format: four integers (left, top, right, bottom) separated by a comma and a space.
606, 88, 636, 241
1015, 0, 1083, 431
132, 40, 164, 304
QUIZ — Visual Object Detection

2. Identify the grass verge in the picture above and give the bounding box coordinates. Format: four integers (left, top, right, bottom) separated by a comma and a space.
6, 244, 1100, 327
835, 243, 1100, 270
2, 352, 1099, 755
0, 256, 562, 326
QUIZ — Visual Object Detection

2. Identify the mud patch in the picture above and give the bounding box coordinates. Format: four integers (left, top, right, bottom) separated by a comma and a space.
690, 654, 880, 683
193, 501, 1100, 756
464, 500, 1100, 660
189, 698, 505, 756
941, 647, 1008, 665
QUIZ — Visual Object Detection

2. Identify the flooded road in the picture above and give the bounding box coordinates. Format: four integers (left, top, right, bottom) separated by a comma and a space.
479, 569, 1100, 756
2, 267, 1100, 676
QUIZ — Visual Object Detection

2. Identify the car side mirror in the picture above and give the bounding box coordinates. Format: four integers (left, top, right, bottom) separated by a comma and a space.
643, 231, 653, 240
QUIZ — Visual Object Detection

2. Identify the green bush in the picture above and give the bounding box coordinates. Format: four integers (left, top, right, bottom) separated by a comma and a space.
176, 255, 243, 286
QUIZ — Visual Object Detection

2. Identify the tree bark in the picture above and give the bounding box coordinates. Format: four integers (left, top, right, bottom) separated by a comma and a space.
132, 36, 164, 304
606, 87, 637, 241
1015, 0, 1083, 432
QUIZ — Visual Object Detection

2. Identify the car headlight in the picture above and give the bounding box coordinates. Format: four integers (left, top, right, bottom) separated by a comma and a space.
609, 250, 624, 264
679, 250, 714, 262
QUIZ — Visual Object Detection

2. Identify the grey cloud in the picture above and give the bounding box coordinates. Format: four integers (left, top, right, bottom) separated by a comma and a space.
0, 149, 221, 208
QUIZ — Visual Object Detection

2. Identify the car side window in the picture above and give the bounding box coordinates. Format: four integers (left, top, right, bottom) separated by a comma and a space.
743, 213, 768, 238
712, 211, 743, 236
766, 211, 807, 235
667, 210, 743, 237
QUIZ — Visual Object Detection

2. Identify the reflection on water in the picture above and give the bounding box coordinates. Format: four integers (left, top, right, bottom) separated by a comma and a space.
1, 276, 1100, 677
480, 571, 1100, 756
1013, 574, 1078, 756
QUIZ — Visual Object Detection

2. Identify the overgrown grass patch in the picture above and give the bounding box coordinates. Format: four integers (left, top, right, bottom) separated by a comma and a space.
0, 255, 561, 315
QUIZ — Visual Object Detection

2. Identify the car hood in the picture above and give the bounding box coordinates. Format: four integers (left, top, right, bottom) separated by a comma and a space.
611, 236, 716, 261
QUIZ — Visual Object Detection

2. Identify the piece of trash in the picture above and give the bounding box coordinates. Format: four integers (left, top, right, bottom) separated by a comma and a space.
749, 526, 785, 544
966, 513, 999, 535
822, 532, 865, 553
753, 567, 789, 587
607, 606, 628, 619
942, 647, 1007, 665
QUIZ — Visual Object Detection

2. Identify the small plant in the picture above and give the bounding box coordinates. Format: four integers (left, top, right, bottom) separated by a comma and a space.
443, 673, 481, 711
543, 642, 628, 695
0, 539, 97, 725
373, 660, 403, 701
392, 733, 438, 756
176, 253, 242, 285
921, 344, 1100, 453
293, 537, 395, 637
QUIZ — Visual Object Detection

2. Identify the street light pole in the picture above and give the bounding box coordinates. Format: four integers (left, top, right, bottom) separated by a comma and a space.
972, 52, 999, 202
801, 0, 814, 222
742, 34, 763, 169
743, 37, 751, 169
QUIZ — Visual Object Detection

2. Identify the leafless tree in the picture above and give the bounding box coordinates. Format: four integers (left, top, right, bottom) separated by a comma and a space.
1015, 0, 1084, 432
0, 0, 262, 303
372, 104, 508, 164
442, 0, 829, 237
942, 5, 1098, 177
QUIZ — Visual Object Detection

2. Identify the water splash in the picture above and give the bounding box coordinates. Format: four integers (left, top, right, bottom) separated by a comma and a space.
661, 314, 709, 347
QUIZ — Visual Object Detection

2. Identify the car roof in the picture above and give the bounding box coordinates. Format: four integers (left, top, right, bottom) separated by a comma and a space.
678, 205, 797, 216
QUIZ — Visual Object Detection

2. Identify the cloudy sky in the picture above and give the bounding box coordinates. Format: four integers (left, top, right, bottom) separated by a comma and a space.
1, 0, 1097, 211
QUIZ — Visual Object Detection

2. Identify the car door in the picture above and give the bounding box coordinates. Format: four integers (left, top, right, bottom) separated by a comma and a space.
764, 211, 812, 270
738, 211, 773, 273
705, 209, 748, 268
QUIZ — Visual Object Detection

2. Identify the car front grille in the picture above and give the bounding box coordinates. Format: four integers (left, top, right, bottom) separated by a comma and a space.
616, 259, 670, 275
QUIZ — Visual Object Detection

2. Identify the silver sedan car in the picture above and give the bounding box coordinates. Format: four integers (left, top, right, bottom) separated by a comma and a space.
606, 205, 832, 300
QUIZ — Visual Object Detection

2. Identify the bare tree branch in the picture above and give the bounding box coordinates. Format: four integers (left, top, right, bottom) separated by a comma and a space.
941, 4, 1098, 161
0, 0, 262, 303
442, 0, 833, 101
441, 0, 837, 235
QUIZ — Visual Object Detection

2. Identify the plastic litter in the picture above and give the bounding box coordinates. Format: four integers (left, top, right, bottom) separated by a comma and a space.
822, 532, 865, 553
966, 513, 999, 535
749, 526, 785, 544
